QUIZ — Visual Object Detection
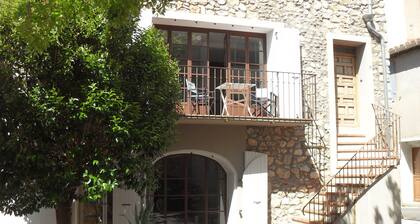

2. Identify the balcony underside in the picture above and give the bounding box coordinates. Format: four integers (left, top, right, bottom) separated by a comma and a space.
177, 115, 311, 126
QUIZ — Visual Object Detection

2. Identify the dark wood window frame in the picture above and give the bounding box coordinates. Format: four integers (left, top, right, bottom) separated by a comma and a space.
153, 154, 228, 224
155, 25, 267, 79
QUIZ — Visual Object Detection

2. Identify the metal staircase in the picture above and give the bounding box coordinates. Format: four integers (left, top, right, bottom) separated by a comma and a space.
299, 104, 400, 223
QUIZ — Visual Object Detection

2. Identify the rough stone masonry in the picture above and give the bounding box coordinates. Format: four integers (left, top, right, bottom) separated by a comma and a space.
247, 126, 320, 223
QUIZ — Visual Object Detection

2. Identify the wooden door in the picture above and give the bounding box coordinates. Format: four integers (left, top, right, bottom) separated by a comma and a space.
413, 148, 420, 202
335, 54, 358, 127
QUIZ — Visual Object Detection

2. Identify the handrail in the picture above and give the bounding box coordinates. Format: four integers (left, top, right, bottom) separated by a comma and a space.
302, 104, 400, 223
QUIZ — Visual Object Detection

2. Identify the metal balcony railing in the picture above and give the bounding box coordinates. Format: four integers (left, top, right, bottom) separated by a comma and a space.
178, 66, 315, 121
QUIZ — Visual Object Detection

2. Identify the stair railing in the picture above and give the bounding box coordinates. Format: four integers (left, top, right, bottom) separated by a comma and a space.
302, 104, 400, 223
302, 73, 328, 183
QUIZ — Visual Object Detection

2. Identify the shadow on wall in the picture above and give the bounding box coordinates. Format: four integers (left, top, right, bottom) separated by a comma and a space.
374, 174, 402, 224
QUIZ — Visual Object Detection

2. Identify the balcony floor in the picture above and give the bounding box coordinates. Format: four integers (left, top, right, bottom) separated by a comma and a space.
177, 115, 311, 126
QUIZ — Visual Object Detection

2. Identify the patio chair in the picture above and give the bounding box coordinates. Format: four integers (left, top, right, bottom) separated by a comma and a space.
252, 88, 278, 117
185, 79, 209, 114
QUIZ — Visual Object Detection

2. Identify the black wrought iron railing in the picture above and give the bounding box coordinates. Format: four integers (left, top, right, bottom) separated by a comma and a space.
178, 66, 315, 121
302, 104, 400, 223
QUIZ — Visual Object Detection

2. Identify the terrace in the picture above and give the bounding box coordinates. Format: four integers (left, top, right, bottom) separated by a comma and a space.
177, 66, 315, 126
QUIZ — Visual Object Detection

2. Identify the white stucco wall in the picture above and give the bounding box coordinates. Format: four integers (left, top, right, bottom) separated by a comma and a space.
384, 0, 407, 48
393, 50, 420, 140
0, 208, 56, 224
340, 168, 401, 224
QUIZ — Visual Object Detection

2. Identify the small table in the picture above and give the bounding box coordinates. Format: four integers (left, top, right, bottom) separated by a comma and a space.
215, 82, 256, 116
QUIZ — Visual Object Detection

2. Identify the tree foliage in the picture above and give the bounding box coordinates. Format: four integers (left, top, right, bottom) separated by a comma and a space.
0, 0, 179, 216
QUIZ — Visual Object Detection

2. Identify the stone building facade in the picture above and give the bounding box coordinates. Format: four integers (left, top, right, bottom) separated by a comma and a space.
161, 0, 389, 223
0, 1, 394, 224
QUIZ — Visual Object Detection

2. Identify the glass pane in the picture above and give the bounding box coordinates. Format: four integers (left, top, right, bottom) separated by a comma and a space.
155, 178, 165, 195
249, 37, 263, 51
187, 213, 205, 224
249, 51, 264, 64
192, 46, 208, 62
159, 29, 168, 43
207, 161, 222, 195
167, 179, 185, 195
209, 32, 225, 48
192, 33, 207, 46
167, 197, 185, 212
153, 196, 165, 213
208, 212, 226, 224
155, 160, 165, 179
335, 65, 344, 74
208, 195, 223, 211
173, 45, 188, 60
188, 175, 205, 195
166, 213, 185, 224
230, 49, 245, 62
188, 156, 206, 194
230, 35, 245, 49
188, 156, 205, 179
172, 31, 187, 45
166, 155, 185, 178
188, 196, 205, 211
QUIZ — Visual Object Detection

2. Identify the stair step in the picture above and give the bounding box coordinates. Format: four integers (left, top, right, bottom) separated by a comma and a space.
308, 200, 350, 207
292, 217, 324, 224
335, 173, 377, 178
337, 142, 373, 146
337, 156, 397, 161
337, 149, 389, 153
337, 165, 391, 169
328, 183, 367, 188
303, 209, 340, 216
337, 133, 365, 137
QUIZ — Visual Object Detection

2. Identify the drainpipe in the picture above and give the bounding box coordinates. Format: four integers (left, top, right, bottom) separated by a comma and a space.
363, 0, 391, 152
363, 1, 389, 111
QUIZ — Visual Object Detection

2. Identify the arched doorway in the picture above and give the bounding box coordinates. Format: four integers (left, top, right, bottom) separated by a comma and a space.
153, 154, 227, 224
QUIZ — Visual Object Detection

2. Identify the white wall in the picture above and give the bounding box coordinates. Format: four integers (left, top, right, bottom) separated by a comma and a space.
340, 168, 401, 224
112, 188, 141, 224
384, 0, 407, 48
400, 142, 416, 204
0, 208, 56, 224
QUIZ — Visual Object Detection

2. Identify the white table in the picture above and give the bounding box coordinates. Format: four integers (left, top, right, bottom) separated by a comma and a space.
215, 83, 256, 116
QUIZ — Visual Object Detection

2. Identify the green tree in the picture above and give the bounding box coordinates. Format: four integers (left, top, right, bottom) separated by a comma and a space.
0, 0, 179, 223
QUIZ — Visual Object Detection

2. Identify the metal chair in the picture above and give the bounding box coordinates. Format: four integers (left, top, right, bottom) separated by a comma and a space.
185, 79, 209, 114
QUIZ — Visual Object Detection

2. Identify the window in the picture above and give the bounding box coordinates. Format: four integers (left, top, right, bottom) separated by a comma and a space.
153, 154, 227, 224
157, 26, 266, 115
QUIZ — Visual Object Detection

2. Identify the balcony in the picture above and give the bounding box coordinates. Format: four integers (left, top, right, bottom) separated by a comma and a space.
177, 66, 315, 126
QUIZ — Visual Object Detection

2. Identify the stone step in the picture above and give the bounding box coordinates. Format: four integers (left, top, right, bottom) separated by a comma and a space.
337, 164, 392, 169
337, 156, 397, 161
337, 142, 373, 146
337, 133, 366, 138
292, 217, 325, 224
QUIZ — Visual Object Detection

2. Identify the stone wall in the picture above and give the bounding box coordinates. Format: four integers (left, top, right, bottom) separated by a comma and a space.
247, 126, 321, 223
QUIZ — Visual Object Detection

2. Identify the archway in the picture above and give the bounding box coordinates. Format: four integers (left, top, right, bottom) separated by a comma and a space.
153, 154, 227, 224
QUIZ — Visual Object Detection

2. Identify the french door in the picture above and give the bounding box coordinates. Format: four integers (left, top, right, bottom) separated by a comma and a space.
157, 26, 266, 115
